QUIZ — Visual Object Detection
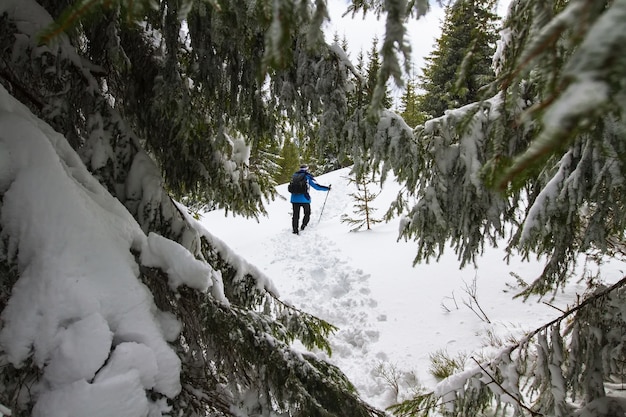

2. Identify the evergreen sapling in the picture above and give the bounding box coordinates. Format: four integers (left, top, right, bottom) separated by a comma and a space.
341, 169, 383, 232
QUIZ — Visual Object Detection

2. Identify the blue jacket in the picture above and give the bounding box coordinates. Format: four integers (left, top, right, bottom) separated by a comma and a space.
290, 170, 330, 203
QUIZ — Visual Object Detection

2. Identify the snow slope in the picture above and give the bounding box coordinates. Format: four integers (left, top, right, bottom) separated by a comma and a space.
0, 84, 218, 417
201, 166, 626, 410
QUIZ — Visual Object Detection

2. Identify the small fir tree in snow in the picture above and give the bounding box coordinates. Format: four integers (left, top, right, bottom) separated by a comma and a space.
341, 168, 383, 232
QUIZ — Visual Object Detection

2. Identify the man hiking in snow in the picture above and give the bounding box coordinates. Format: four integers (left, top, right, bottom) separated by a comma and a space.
288, 164, 331, 235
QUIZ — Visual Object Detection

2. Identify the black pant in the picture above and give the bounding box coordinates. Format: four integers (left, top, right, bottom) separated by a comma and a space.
292, 203, 311, 232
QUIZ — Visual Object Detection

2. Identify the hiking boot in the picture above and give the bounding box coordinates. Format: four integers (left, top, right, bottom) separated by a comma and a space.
300, 224, 307, 231
293, 230, 299, 235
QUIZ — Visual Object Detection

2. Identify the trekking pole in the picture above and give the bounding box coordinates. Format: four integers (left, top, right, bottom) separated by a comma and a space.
317, 186, 331, 225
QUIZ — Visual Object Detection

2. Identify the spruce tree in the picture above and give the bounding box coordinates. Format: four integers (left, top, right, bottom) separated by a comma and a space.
0, 1, 385, 416
378, 0, 626, 296
399, 71, 428, 128
342, 37, 400, 182
347, 49, 368, 114
350, 0, 626, 415
417, 0, 499, 118
366, 37, 393, 110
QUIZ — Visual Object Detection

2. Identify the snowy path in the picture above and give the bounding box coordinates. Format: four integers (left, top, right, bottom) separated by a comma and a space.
201, 173, 414, 407
227, 172, 402, 404
264, 226, 396, 404
200, 167, 626, 411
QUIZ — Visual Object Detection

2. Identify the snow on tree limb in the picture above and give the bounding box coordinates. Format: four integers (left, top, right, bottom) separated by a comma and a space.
0, 1, 382, 415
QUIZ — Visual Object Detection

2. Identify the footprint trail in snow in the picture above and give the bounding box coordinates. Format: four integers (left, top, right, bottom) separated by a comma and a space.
268, 226, 400, 405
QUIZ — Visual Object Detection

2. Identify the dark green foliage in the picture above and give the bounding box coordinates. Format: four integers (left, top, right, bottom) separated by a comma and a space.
490, 0, 626, 294
366, 38, 393, 110
386, 391, 438, 417
36, 0, 153, 44
140, 233, 385, 417
392, 99, 512, 270
63, 0, 355, 217
326, 2, 626, 413
0, 1, 385, 416
417, 0, 499, 118
399, 76, 428, 128
332, 37, 400, 172
373, 0, 626, 295
199, 301, 381, 417
277, 137, 302, 185
347, 50, 368, 114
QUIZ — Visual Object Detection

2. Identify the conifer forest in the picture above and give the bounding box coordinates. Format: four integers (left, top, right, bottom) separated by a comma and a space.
1, 0, 626, 416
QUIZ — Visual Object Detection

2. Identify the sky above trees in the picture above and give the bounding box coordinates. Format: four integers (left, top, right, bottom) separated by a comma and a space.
325, 0, 511, 102
325, 1, 445, 73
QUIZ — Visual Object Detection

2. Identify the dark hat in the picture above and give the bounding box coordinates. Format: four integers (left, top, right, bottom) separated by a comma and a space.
299, 164, 309, 171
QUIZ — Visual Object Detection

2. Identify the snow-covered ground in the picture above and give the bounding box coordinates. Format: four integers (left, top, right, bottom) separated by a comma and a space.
201, 166, 626, 410
2, 70, 623, 414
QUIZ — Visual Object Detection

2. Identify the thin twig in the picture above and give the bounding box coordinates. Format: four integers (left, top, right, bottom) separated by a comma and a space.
542, 301, 566, 314
462, 276, 491, 323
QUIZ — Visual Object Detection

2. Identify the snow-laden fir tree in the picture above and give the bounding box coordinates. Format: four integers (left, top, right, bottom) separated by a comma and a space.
361, 0, 626, 415
4, 0, 625, 415
0, 0, 399, 416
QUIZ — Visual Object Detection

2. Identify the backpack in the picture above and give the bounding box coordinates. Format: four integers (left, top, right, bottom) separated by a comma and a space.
288, 172, 308, 194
